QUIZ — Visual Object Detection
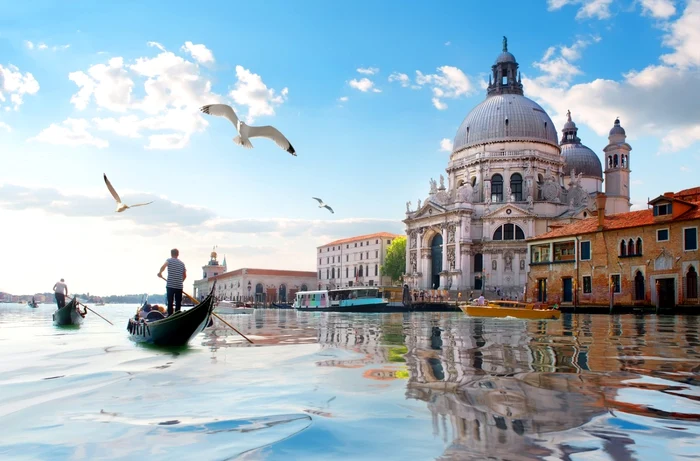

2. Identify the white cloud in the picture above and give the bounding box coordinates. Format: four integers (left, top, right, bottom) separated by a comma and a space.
444, 41, 451, 46
357, 67, 379, 75
680, 165, 692, 172
181, 41, 214, 64
0, 64, 40, 110
0, 122, 11, 132
36, 41, 240, 149
338, 96, 348, 102
38, 43, 48, 50
349, 77, 377, 92
531, 36, 600, 87
439, 138, 453, 152
661, 0, 700, 68
546, 0, 613, 20
525, 2, 700, 154
24, 40, 34, 50
388, 72, 410, 88
414, 65, 473, 109
640, 0, 677, 19
30, 118, 109, 148
228, 65, 289, 123
26, 41, 69, 51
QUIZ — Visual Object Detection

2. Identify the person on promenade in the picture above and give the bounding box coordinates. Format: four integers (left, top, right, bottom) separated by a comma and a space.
157, 248, 187, 316
53, 278, 68, 308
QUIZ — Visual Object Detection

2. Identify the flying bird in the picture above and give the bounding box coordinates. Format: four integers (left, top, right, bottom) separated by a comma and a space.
312, 197, 334, 214
199, 104, 296, 156
103, 173, 154, 212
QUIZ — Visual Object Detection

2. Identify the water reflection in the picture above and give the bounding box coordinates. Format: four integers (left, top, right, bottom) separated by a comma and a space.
204, 311, 700, 459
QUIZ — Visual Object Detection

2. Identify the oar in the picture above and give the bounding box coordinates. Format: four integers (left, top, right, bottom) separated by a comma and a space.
66, 296, 114, 325
182, 291, 254, 344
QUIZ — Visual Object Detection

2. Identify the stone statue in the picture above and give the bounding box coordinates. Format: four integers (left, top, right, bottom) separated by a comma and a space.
503, 36, 508, 52
447, 247, 456, 270
520, 259, 525, 270
410, 252, 417, 273
448, 224, 456, 243
439, 174, 445, 190
525, 161, 533, 177
566, 109, 571, 122
410, 232, 417, 248
492, 260, 497, 270
406, 201, 412, 213
504, 252, 513, 271
506, 185, 512, 202
527, 194, 534, 210
417, 198, 422, 209
429, 178, 437, 194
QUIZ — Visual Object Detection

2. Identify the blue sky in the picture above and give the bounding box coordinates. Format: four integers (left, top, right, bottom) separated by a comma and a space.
1, 0, 698, 294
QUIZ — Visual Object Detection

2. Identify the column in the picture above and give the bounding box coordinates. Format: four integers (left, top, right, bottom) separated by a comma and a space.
440, 225, 448, 289
455, 222, 462, 289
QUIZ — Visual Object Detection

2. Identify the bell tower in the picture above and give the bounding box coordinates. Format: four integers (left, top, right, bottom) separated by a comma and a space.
603, 118, 632, 215
202, 246, 226, 279
487, 36, 524, 97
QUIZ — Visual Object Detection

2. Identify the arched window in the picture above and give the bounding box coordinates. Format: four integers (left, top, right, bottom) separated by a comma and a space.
471, 176, 477, 187
359, 265, 364, 277
331, 267, 335, 279
510, 173, 523, 201
628, 239, 635, 256
491, 174, 503, 202
301, 284, 308, 292
620, 240, 627, 256
687, 266, 698, 299
255, 283, 264, 294
636, 238, 643, 255
537, 174, 544, 200
492, 224, 525, 241
374, 264, 378, 276
608, 156, 612, 168
279, 284, 287, 302
634, 271, 645, 301
613, 154, 618, 167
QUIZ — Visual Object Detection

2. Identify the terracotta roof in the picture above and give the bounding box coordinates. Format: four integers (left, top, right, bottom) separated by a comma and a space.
320, 232, 403, 248
531, 206, 700, 241
673, 187, 700, 203
212, 268, 317, 279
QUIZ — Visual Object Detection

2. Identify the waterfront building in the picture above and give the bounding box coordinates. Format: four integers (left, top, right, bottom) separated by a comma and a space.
317, 232, 403, 289
192, 249, 317, 303
403, 38, 632, 298
525, 189, 700, 308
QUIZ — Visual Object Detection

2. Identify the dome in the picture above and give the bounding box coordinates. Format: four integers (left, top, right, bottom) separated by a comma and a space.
561, 144, 603, 178
609, 118, 626, 136
453, 94, 559, 152
495, 51, 516, 64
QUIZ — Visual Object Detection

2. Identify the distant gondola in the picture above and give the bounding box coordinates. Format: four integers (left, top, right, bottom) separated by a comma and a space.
53, 298, 85, 325
126, 294, 215, 347
28, 297, 38, 308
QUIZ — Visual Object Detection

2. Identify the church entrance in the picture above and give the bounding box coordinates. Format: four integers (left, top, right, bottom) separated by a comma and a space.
430, 234, 443, 289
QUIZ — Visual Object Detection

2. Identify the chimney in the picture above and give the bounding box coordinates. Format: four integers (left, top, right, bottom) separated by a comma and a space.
596, 193, 607, 229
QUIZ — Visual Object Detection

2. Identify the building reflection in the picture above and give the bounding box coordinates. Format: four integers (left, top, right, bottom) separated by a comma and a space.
200, 310, 699, 458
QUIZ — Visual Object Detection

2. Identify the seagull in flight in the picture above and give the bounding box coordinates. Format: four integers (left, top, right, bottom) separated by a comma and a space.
103, 173, 154, 212
312, 197, 334, 214
199, 104, 296, 156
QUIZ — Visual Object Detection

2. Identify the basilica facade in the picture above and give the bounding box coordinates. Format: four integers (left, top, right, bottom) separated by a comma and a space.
403, 38, 632, 299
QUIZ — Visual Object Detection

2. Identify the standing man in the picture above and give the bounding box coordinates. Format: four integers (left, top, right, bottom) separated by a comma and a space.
158, 248, 187, 316
53, 278, 68, 308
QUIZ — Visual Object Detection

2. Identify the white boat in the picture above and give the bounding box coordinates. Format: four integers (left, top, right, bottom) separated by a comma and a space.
293, 287, 389, 312
214, 300, 253, 314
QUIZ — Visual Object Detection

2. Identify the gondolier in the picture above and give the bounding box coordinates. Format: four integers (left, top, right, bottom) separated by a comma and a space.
53, 278, 68, 308
158, 248, 187, 316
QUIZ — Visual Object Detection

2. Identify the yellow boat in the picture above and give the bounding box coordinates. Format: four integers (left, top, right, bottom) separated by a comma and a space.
459, 300, 561, 320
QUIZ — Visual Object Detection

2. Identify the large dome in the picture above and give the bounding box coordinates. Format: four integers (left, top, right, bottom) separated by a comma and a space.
452, 94, 559, 152
561, 144, 603, 178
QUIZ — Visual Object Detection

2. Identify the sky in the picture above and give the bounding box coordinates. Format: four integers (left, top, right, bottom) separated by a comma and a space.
1, 0, 699, 295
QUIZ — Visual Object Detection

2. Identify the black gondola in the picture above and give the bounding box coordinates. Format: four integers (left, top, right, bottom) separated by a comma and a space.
28, 297, 38, 308
126, 293, 215, 347
53, 298, 84, 326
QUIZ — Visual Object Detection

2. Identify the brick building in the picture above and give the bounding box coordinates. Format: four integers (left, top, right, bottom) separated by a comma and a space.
525, 189, 700, 309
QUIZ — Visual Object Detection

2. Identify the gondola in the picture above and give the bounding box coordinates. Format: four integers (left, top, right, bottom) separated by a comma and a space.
126, 293, 216, 347
28, 297, 38, 308
53, 298, 85, 325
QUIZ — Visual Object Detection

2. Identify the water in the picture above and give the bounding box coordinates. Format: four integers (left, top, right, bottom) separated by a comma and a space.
0, 303, 698, 460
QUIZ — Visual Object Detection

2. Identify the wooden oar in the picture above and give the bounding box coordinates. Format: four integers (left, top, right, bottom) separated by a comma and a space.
182, 291, 254, 344
66, 296, 114, 325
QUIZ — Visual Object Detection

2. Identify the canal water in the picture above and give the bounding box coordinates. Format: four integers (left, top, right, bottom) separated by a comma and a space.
0, 303, 698, 460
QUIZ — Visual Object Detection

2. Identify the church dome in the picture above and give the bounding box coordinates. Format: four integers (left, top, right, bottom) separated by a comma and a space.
609, 118, 626, 136
561, 144, 603, 178
495, 51, 516, 64
453, 94, 559, 152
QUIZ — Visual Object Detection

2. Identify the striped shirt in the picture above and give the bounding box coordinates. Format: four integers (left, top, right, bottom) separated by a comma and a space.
165, 258, 186, 289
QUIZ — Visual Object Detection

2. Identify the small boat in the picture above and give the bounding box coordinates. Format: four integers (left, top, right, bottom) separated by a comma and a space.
460, 300, 561, 320
293, 287, 389, 312
271, 302, 293, 309
53, 298, 86, 325
28, 297, 38, 308
127, 294, 215, 347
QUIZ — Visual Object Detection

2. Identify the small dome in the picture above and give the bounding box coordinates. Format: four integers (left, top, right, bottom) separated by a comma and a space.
211, 251, 217, 259
609, 118, 626, 137
563, 119, 576, 131
453, 94, 559, 152
561, 144, 603, 178
495, 51, 516, 64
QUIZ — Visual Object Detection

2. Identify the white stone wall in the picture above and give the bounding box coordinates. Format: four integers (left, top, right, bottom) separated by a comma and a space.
317, 235, 400, 288
194, 271, 317, 302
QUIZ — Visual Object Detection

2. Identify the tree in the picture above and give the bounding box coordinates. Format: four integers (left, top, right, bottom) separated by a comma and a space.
381, 236, 406, 283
